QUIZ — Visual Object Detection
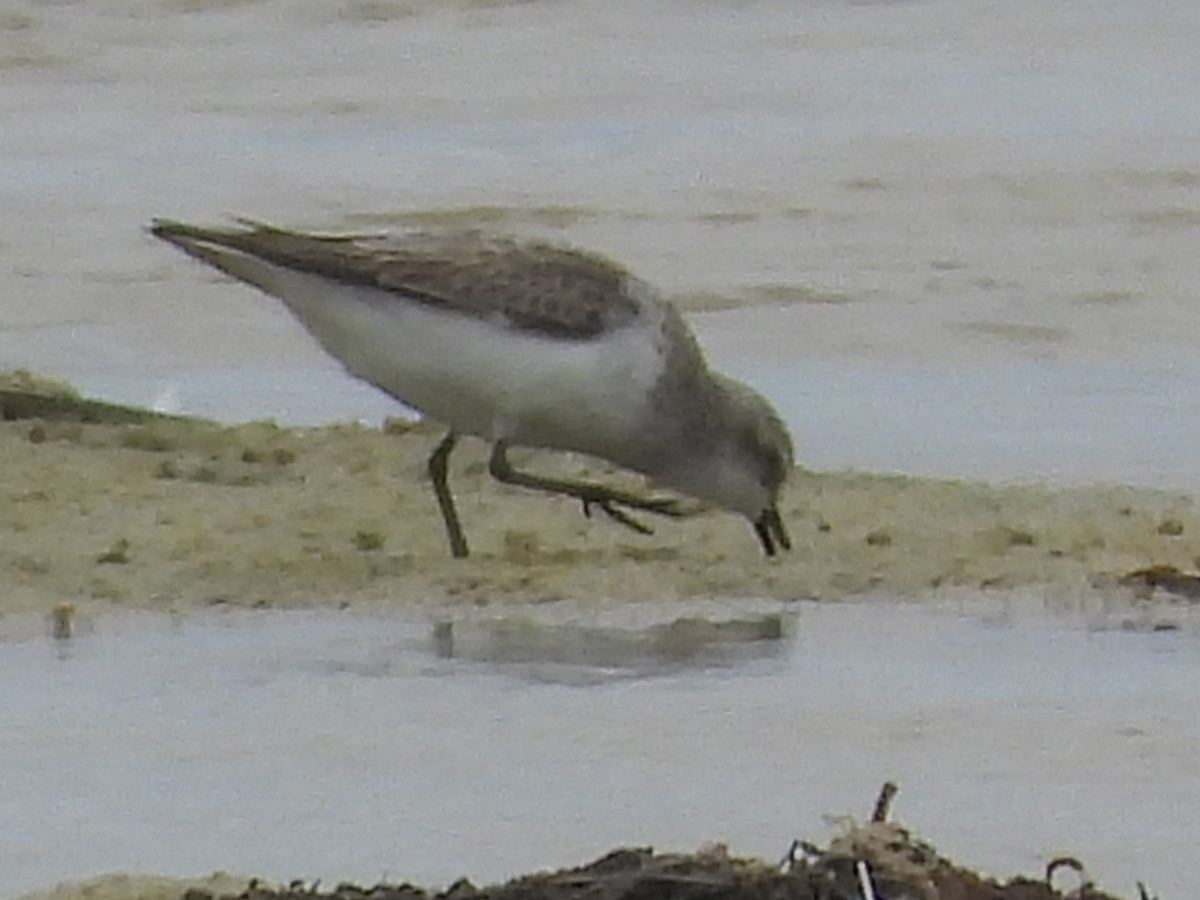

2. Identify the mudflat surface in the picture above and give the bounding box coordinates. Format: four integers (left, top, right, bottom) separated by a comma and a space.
3, 386, 1198, 618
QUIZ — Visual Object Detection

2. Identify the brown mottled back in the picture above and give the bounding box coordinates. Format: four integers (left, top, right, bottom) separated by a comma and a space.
155, 221, 643, 339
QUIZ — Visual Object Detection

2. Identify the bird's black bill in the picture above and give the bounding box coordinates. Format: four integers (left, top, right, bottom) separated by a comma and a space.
753, 507, 791, 557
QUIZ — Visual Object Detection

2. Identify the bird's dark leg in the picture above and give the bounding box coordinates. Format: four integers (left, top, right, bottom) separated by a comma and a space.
427, 430, 469, 559
752, 506, 791, 557
487, 441, 690, 536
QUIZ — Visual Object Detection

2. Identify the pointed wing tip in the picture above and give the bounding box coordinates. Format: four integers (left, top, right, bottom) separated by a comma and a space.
147, 218, 201, 250
148, 216, 268, 237
147, 216, 179, 236
148, 217, 223, 243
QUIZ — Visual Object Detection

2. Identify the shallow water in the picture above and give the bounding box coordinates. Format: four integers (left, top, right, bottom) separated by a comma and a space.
3, 0, 1200, 492
2, 600, 1197, 898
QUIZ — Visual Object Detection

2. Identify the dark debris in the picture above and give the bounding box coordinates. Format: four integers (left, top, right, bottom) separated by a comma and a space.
178, 822, 1131, 900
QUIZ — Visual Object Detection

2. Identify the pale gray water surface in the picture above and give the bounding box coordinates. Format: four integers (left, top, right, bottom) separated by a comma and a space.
3, 0, 1200, 493
4, 2, 1200, 897
1, 599, 1198, 898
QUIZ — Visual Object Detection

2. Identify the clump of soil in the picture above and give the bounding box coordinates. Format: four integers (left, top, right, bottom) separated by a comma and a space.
179, 816, 1133, 900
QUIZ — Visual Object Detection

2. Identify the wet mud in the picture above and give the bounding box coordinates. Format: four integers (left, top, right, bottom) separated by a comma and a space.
3, 372, 1200, 618
172, 798, 1135, 900
23, 781, 1135, 900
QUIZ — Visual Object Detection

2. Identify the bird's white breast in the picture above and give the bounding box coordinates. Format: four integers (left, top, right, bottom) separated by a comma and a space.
262, 265, 670, 461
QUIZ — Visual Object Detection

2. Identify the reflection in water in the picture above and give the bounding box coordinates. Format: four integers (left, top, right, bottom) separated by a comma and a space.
430, 612, 791, 679
1, 599, 1197, 897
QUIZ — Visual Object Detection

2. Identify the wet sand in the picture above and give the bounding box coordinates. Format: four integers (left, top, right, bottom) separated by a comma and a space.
19, 874, 251, 900
3, 372, 1197, 621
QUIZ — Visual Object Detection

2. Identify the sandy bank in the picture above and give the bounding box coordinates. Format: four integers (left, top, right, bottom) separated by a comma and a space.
2, 374, 1196, 621
17, 874, 250, 900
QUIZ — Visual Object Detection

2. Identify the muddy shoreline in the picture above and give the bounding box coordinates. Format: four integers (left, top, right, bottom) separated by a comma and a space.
20, 789, 1143, 900
4, 377, 1184, 900
3, 372, 1199, 620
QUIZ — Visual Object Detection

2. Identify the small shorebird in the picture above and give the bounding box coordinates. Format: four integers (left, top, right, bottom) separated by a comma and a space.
151, 219, 793, 558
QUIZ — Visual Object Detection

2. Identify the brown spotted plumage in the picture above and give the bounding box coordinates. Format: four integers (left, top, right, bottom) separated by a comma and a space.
155, 220, 638, 339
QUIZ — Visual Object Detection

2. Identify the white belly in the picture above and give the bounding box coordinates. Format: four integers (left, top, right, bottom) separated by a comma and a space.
268, 268, 668, 461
